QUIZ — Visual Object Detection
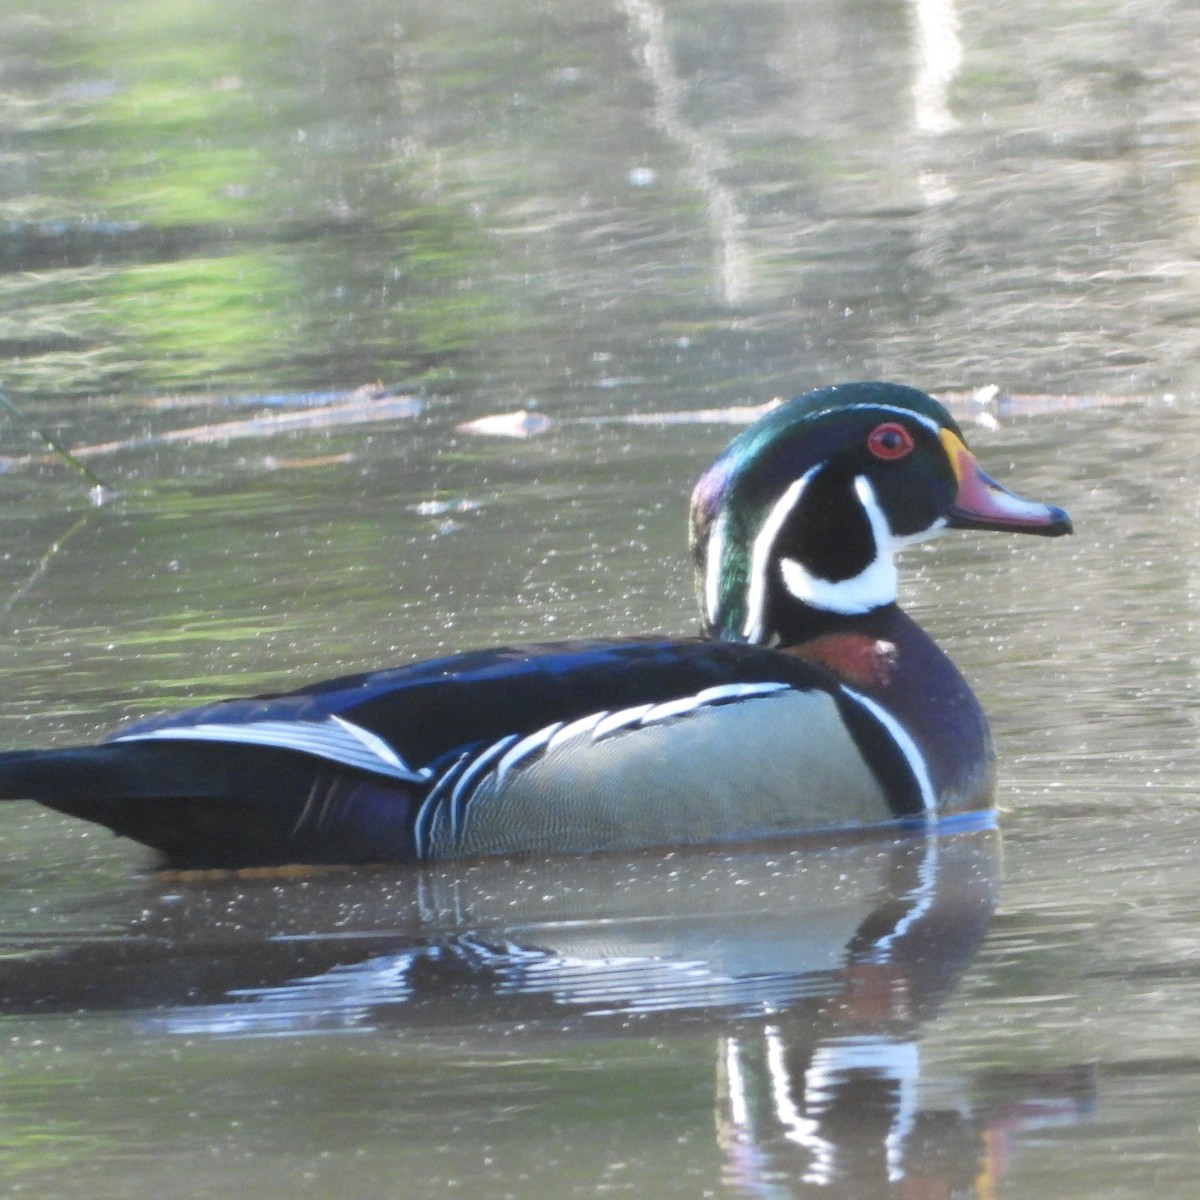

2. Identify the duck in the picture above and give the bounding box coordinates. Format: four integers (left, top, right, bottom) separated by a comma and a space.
0, 382, 1070, 868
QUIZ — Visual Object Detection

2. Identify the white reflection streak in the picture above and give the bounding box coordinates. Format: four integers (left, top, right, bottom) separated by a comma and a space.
765, 1025, 832, 1184
806, 1036, 920, 1184
723, 1037, 750, 1128
617, 0, 751, 306
910, 0, 962, 134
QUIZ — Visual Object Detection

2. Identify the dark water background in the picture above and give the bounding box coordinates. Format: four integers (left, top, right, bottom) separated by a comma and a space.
3, 1, 1200, 1196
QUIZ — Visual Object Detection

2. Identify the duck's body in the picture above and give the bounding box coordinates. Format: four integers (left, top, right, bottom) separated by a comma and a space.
0, 383, 1070, 867
0, 622, 984, 868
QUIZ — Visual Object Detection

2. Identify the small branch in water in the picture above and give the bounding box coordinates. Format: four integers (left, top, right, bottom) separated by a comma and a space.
3, 391, 423, 464
0, 389, 116, 504
2, 509, 102, 612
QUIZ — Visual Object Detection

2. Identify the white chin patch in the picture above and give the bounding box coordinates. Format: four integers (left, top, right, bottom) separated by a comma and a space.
780, 552, 897, 615
779, 476, 944, 616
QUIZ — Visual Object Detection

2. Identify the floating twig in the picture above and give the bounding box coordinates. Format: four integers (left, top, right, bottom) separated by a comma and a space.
0, 388, 115, 503
2, 509, 100, 612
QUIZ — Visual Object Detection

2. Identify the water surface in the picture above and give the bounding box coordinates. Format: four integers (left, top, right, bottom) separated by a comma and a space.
3, 1, 1200, 1197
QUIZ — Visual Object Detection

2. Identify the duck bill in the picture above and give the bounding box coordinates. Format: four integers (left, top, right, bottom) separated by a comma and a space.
939, 429, 1073, 537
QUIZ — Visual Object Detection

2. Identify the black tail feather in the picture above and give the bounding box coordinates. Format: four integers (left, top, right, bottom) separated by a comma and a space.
0, 743, 419, 868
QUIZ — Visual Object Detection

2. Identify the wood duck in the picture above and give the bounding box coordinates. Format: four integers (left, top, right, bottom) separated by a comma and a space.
0, 382, 1070, 868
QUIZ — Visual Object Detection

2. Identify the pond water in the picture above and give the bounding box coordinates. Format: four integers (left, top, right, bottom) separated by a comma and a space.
3, 0, 1200, 1197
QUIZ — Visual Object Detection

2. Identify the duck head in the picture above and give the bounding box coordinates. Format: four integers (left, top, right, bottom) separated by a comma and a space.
691, 382, 1072, 645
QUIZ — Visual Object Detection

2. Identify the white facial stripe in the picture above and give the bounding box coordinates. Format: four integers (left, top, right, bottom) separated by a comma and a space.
743, 466, 817, 643
704, 510, 728, 627
825, 402, 942, 436
893, 514, 948, 548
857, 475, 951, 551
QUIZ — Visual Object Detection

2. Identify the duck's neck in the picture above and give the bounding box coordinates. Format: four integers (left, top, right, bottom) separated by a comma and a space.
783, 603, 909, 690
783, 602, 997, 816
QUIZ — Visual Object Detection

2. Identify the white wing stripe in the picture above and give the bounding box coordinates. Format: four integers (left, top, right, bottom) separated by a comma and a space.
448, 734, 520, 838
546, 710, 608, 753
704, 510, 728, 627
636, 684, 786, 724
592, 704, 655, 740
112, 717, 429, 783
639, 694, 707, 724
494, 722, 564, 785
330, 714, 409, 770
696, 681, 791, 703
111, 680, 803, 817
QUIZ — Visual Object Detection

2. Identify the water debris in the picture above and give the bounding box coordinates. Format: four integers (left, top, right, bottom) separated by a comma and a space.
619, 389, 1154, 429
457, 408, 552, 438
151, 382, 398, 410
3, 509, 100, 612
938, 385, 1156, 426
458, 400, 783, 437
407, 498, 483, 517
2, 392, 422, 465
262, 452, 357, 471
619, 400, 781, 426
458, 389, 1155, 440
0, 388, 115, 501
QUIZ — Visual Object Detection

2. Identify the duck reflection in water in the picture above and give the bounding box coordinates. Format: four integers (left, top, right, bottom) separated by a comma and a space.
2, 826, 1094, 1195
715, 827, 992, 1197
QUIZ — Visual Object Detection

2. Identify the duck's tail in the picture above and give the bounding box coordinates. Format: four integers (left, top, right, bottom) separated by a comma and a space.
0, 742, 418, 868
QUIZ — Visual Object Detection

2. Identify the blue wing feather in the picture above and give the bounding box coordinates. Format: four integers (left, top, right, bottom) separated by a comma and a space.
105, 639, 836, 781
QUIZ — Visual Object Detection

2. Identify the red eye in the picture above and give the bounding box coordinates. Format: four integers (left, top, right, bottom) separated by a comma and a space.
867, 422, 915, 461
